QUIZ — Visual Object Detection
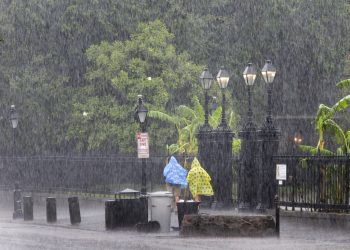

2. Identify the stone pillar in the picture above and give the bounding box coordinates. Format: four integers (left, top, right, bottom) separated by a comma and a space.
256, 127, 280, 210
197, 129, 215, 206
212, 128, 234, 207
238, 129, 258, 210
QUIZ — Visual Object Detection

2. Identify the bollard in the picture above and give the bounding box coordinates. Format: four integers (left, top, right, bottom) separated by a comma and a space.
68, 197, 81, 224
275, 195, 280, 237
46, 197, 57, 223
13, 184, 23, 219
105, 200, 116, 229
23, 196, 33, 221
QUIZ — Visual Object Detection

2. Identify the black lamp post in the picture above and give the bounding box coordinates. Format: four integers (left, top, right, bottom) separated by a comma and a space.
238, 63, 258, 210
243, 63, 257, 130
9, 105, 18, 157
261, 60, 277, 129
256, 60, 280, 211
136, 95, 148, 194
211, 96, 217, 114
200, 68, 213, 131
216, 67, 230, 129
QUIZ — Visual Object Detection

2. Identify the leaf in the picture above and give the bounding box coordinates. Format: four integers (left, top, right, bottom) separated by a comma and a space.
323, 119, 345, 144
298, 145, 334, 156
331, 95, 350, 114
336, 79, 350, 89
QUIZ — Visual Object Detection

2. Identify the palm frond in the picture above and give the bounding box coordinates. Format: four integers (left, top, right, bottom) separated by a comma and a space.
176, 105, 196, 120
209, 106, 222, 128
148, 110, 179, 125
336, 79, 350, 90
323, 119, 345, 145
331, 95, 350, 114
192, 96, 204, 119
315, 104, 332, 131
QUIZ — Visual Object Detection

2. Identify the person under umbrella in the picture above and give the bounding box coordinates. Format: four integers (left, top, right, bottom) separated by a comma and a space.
163, 156, 188, 212
187, 157, 214, 202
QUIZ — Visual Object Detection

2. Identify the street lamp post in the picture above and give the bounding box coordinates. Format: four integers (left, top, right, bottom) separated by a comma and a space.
199, 68, 213, 131
243, 63, 257, 130
9, 105, 18, 157
136, 95, 148, 195
261, 60, 277, 129
216, 67, 230, 129
238, 63, 258, 210
257, 59, 280, 211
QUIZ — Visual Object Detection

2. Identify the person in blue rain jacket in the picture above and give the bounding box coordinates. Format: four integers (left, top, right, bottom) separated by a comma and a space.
163, 156, 188, 212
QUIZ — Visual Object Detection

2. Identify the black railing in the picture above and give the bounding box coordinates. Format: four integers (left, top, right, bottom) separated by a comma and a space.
0, 155, 240, 201
274, 154, 350, 212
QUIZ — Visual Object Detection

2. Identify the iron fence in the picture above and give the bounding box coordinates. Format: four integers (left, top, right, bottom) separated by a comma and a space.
274, 154, 350, 212
0, 155, 240, 200
0, 155, 174, 194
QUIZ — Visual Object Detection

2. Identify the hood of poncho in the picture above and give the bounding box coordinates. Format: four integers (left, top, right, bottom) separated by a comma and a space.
163, 156, 188, 188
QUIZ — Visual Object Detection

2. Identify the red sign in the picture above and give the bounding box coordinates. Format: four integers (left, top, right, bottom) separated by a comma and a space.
137, 132, 149, 158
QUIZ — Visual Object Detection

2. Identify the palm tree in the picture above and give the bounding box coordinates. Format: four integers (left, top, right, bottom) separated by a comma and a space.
149, 96, 238, 155
298, 79, 350, 205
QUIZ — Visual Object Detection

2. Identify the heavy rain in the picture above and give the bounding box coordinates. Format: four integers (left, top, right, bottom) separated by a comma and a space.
0, 1, 350, 249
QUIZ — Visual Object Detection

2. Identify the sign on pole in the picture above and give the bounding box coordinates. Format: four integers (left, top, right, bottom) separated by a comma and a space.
137, 132, 149, 158
276, 164, 287, 180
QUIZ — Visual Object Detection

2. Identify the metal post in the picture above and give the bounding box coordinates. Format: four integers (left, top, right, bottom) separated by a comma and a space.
141, 123, 147, 195
266, 84, 273, 125
13, 183, 23, 219
141, 158, 146, 195
247, 85, 253, 127
256, 81, 280, 211
204, 90, 209, 128
13, 127, 16, 157
220, 90, 227, 128
275, 195, 280, 237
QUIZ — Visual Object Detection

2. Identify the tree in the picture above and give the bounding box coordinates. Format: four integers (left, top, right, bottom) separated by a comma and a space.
66, 20, 203, 154
149, 96, 240, 155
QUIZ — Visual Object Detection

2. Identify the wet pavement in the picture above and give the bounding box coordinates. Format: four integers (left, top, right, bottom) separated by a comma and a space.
1, 192, 350, 250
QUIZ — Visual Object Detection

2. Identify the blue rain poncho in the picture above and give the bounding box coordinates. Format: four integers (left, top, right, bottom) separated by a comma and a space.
163, 156, 188, 188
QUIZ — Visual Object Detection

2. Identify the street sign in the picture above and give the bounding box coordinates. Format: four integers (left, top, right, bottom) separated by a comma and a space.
137, 132, 149, 158
276, 164, 287, 180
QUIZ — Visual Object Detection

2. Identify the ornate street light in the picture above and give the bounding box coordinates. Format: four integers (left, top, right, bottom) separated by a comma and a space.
199, 68, 213, 130
9, 105, 18, 157
136, 95, 148, 132
216, 67, 230, 129
261, 60, 277, 128
136, 95, 148, 194
243, 63, 257, 130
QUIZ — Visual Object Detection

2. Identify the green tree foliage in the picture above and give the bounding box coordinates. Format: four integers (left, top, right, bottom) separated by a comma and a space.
149, 96, 240, 155
66, 20, 203, 154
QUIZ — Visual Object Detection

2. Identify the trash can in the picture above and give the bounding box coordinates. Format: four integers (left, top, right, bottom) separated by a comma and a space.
149, 191, 173, 232
105, 188, 148, 229
176, 200, 200, 227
